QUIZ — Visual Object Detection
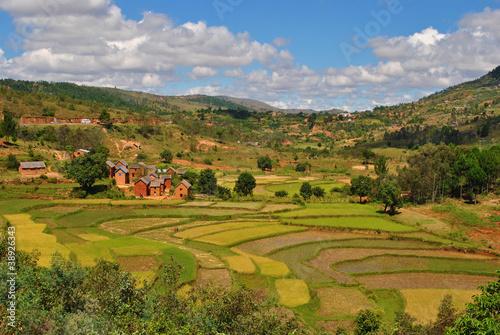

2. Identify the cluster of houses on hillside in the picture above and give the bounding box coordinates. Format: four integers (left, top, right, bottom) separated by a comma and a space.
106, 159, 191, 199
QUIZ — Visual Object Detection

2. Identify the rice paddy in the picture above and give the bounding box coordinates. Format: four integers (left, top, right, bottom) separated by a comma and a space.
278, 203, 381, 218
5, 214, 70, 267
285, 217, 417, 232
275, 279, 311, 307
400, 289, 477, 324
5, 197, 499, 332
316, 287, 373, 317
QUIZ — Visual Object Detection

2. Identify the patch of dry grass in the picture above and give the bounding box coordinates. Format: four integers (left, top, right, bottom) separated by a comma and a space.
316, 287, 373, 317
401, 289, 477, 324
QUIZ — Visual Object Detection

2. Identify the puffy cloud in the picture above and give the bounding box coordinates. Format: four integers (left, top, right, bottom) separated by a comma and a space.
273, 37, 291, 47
224, 67, 245, 78
0, 1, 279, 91
189, 66, 218, 79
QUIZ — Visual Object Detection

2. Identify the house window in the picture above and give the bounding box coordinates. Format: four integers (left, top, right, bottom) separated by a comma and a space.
119, 173, 122, 176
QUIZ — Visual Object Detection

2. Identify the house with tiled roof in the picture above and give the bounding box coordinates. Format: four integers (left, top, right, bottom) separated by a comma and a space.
114, 166, 129, 185
134, 176, 153, 198
106, 160, 116, 178
19, 161, 46, 175
173, 180, 191, 199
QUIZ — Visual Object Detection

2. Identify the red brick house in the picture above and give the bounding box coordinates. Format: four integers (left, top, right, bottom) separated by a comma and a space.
114, 166, 129, 185
177, 169, 186, 176
129, 163, 144, 179
115, 160, 128, 168
150, 179, 163, 197
160, 174, 172, 192
165, 167, 176, 175
19, 161, 46, 175
134, 176, 152, 198
173, 180, 191, 199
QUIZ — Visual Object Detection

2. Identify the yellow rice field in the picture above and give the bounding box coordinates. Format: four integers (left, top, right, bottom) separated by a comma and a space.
400, 289, 478, 324
275, 279, 311, 307
5, 214, 70, 267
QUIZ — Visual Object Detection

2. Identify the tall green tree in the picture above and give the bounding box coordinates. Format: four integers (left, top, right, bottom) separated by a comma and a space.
257, 156, 272, 171
446, 273, 500, 335
0, 112, 17, 142
234, 172, 256, 196
354, 309, 381, 335
378, 176, 402, 214
160, 149, 173, 163
300, 182, 312, 200
199, 168, 217, 195
374, 155, 388, 177
66, 146, 109, 190
350, 175, 372, 203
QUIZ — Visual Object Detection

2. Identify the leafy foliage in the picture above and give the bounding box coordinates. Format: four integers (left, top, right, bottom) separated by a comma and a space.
234, 172, 256, 196
350, 175, 372, 203
446, 272, 500, 335
66, 146, 109, 190
299, 182, 312, 200
160, 149, 173, 163
199, 168, 217, 195
257, 156, 272, 171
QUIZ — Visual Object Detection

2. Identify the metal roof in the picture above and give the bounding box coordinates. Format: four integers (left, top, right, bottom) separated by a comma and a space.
19, 161, 46, 169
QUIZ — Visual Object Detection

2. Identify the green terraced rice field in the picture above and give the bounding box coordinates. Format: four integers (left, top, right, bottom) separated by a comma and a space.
212, 202, 264, 210
195, 225, 308, 246
100, 217, 188, 235
66, 242, 114, 266
176, 221, 275, 239
336, 255, 500, 275
266, 182, 344, 195
57, 209, 137, 227
278, 203, 381, 218
285, 217, 417, 232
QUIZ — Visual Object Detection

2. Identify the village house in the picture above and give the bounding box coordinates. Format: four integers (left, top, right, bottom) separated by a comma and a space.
150, 179, 163, 197
18, 161, 46, 175
134, 176, 152, 198
177, 169, 186, 176
173, 180, 192, 199
71, 149, 90, 159
114, 165, 130, 185
160, 174, 172, 191
165, 167, 176, 175
134, 174, 171, 198
129, 163, 145, 179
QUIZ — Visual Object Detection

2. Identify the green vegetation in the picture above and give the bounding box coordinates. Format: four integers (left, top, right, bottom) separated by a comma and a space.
285, 217, 417, 232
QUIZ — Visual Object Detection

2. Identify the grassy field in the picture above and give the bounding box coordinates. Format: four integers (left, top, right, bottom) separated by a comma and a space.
265, 181, 344, 195
285, 217, 417, 232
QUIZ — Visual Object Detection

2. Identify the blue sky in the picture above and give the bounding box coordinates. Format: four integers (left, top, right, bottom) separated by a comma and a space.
1, 0, 499, 111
